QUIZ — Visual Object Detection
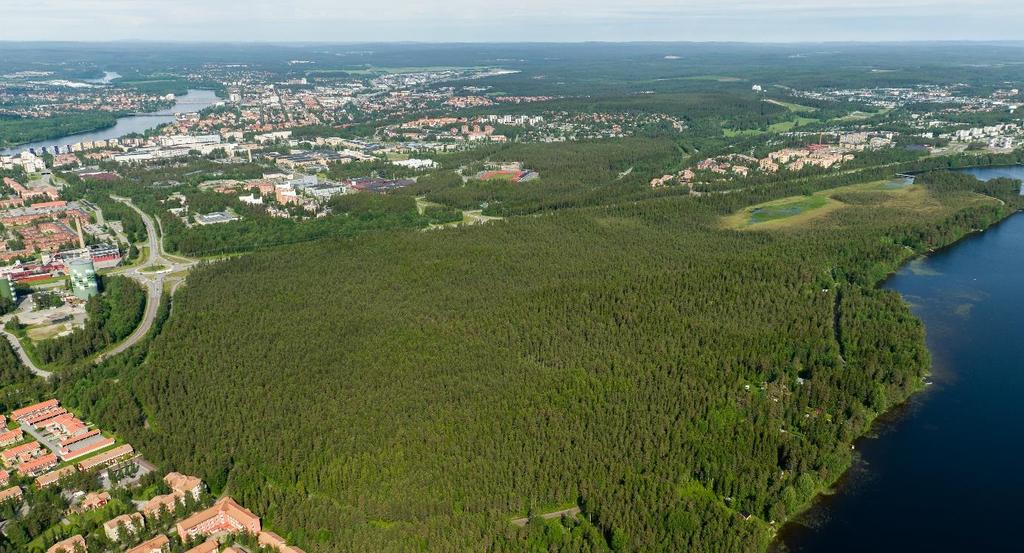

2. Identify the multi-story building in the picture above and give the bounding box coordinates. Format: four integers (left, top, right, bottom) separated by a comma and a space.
46, 534, 86, 553
0, 428, 23, 447
103, 512, 145, 542
126, 534, 169, 553
165, 472, 204, 500
11, 399, 59, 421
78, 443, 134, 471
184, 541, 219, 553
0, 485, 22, 504
175, 496, 261, 542
69, 258, 99, 300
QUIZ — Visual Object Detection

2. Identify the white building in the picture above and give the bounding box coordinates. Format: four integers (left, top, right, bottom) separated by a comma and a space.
158, 134, 221, 148
392, 158, 437, 169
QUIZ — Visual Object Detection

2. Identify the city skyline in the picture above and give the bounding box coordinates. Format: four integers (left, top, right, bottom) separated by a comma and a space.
5, 0, 1024, 43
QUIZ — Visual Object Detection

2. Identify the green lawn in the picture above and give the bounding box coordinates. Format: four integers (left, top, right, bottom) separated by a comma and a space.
766, 99, 818, 113
767, 116, 820, 133
747, 195, 829, 224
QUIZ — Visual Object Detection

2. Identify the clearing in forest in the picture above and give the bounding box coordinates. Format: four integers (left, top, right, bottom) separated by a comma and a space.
721, 179, 961, 230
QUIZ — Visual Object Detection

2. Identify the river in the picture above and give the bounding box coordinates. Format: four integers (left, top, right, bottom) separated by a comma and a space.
0, 89, 220, 156
775, 167, 1024, 551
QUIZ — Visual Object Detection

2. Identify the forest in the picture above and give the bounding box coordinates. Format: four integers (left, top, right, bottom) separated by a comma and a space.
13, 276, 147, 368
48, 156, 1023, 552
0, 112, 117, 149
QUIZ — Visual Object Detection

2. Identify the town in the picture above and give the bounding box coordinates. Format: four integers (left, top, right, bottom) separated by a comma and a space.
0, 399, 303, 553
0, 38, 1023, 553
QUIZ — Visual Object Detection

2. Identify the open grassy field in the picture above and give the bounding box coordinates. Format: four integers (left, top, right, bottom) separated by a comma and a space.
723, 115, 819, 137
721, 179, 998, 230
765, 99, 818, 113
767, 115, 820, 132
721, 193, 841, 229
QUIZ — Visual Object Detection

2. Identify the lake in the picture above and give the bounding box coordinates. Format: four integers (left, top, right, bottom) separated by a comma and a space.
0, 89, 220, 156
774, 168, 1024, 551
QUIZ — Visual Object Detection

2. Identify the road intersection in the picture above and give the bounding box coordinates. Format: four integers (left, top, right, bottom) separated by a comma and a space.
1, 196, 197, 377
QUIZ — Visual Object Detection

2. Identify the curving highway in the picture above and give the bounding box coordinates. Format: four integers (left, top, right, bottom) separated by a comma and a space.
3, 196, 196, 376
0, 322, 51, 379
93, 197, 195, 362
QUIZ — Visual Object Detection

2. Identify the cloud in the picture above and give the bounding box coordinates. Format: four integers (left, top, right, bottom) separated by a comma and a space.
5, 0, 1024, 41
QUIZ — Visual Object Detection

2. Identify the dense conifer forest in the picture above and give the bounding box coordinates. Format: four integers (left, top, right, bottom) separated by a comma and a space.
51, 160, 1023, 551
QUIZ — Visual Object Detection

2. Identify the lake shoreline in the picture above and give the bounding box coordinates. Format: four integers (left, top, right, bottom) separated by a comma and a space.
771, 165, 1024, 551
0, 89, 219, 156
768, 192, 1023, 550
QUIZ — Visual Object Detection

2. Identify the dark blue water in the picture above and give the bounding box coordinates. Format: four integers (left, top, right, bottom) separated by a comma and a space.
775, 202, 1024, 551
956, 164, 1024, 183
0, 89, 220, 156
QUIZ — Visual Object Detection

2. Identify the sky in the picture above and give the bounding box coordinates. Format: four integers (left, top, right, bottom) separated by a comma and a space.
5, 0, 1024, 42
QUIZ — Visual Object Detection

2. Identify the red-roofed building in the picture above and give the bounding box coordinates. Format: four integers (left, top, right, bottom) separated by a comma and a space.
0, 428, 23, 447
78, 443, 133, 471
126, 534, 169, 553
11, 399, 59, 421
175, 496, 261, 542
25, 406, 66, 426
184, 541, 219, 553
0, 485, 22, 504
36, 465, 77, 488
142, 492, 179, 518
104, 512, 145, 542
259, 530, 307, 553
46, 534, 85, 553
2, 440, 40, 466
17, 452, 57, 476
77, 491, 110, 512
164, 472, 204, 500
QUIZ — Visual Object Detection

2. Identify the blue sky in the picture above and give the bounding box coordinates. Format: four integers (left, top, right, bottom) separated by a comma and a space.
7, 0, 1024, 42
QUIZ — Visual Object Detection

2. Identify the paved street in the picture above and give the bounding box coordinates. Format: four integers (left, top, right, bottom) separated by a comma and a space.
0, 196, 197, 376
94, 196, 196, 362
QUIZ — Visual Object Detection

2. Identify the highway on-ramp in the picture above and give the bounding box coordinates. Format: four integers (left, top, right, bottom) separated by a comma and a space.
94, 196, 195, 363
3, 196, 197, 376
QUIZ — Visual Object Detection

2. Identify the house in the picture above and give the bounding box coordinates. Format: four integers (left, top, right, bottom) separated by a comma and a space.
78, 491, 111, 512
37, 465, 77, 488
184, 540, 219, 553
175, 496, 261, 542
11, 398, 58, 421
2, 440, 41, 466
0, 485, 22, 504
0, 470, 7, 487
46, 535, 86, 553
259, 530, 307, 553
0, 428, 22, 447
18, 453, 58, 476
78, 443, 134, 471
104, 512, 145, 542
165, 472, 204, 500
25, 406, 67, 426
142, 492, 180, 518
126, 534, 170, 553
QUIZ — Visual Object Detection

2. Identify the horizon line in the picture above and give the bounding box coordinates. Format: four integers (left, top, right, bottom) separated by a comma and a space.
1, 39, 1024, 46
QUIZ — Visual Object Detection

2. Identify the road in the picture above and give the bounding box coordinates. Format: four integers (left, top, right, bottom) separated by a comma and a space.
0, 295, 52, 379
0, 196, 196, 375
0, 325, 51, 379
94, 196, 195, 362
511, 506, 581, 527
